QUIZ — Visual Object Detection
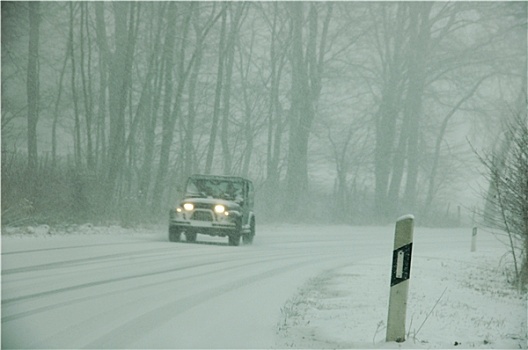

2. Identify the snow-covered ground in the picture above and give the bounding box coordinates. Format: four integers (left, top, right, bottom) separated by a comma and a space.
1, 224, 526, 349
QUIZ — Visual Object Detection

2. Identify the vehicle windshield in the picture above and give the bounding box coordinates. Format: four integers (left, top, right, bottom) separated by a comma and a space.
185, 178, 244, 201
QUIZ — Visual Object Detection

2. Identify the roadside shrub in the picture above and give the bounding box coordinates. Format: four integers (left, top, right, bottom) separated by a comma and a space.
479, 111, 528, 291
2, 154, 100, 226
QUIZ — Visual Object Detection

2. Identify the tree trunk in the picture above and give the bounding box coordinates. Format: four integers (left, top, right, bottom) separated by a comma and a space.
52, 25, 70, 167
80, 3, 95, 169
95, 2, 110, 171
387, 5, 429, 217
402, 3, 432, 213
152, 3, 193, 206
183, 5, 205, 184
27, 2, 40, 174
262, 2, 288, 217
69, 2, 82, 169
235, 22, 257, 178
181, 3, 223, 184
205, 3, 228, 175
283, 3, 332, 219
139, 4, 166, 207
220, 3, 246, 175
284, 2, 309, 217
373, 3, 407, 221
103, 2, 138, 199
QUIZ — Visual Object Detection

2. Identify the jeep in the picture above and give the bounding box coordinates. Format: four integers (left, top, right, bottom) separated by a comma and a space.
169, 174, 256, 246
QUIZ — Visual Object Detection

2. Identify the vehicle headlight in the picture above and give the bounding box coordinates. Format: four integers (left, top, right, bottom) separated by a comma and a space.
214, 204, 226, 214
183, 203, 194, 211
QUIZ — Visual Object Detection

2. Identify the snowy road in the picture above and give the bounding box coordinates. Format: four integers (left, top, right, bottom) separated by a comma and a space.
2, 224, 396, 348
4, 224, 525, 349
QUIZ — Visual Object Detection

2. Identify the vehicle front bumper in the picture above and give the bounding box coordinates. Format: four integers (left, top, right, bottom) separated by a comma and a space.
169, 206, 242, 236
170, 219, 238, 236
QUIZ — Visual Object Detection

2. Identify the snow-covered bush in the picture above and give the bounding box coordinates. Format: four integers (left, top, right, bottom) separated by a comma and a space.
480, 110, 528, 290
1, 154, 104, 226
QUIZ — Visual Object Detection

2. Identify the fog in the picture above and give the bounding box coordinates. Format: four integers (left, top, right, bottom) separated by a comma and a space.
2, 2, 526, 226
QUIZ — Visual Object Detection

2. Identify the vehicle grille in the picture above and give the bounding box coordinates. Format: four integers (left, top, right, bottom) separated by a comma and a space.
191, 210, 213, 221
193, 203, 212, 209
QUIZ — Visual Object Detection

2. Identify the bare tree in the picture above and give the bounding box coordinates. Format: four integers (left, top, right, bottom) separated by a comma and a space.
367, 2, 525, 222
182, 4, 207, 183
205, 3, 228, 175
478, 95, 528, 290
68, 2, 82, 168
154, 3, 222, 206
283, 2, 333, 219
220, 3, 247, 175
27, 2, 40, 174
79, 3, 94, 169
257, 2, 289, 218
51, 20, 70, 168
423, 74, 492, 218
371, 3, 408, 221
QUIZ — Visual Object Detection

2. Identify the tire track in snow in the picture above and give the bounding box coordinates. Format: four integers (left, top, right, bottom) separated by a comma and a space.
1, 259, 223, 306
2, 228, 362, 348
35, 255, 339, 349
91, 256, 341, 348
2, 240, 248, 277
0, 244, 274, 306
2, 257, 261, 323
2, 247, 206, 284
1, 248, 331, 322
1, 246, 181, 275
1, 240, 148, 256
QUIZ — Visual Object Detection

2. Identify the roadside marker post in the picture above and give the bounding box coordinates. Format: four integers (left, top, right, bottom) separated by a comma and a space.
386, 215, 414, 343
471, 227, 477, 252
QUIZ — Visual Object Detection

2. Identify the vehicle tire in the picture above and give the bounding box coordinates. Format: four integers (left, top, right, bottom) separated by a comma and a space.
228, 234, 241, 246
185, 232, 197, 243
229, 217, 242, 246
169, 226, 181, 242
243, 218, 255, 245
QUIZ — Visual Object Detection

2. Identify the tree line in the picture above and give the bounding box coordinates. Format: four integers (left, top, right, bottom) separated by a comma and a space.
1, 2, 526, 226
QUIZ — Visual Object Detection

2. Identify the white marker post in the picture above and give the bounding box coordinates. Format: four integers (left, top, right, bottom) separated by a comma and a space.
386, 215, 414, 343
471, 227, 477, 252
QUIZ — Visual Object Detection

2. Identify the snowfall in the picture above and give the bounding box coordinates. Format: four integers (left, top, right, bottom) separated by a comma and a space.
1, 223, 526, 349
